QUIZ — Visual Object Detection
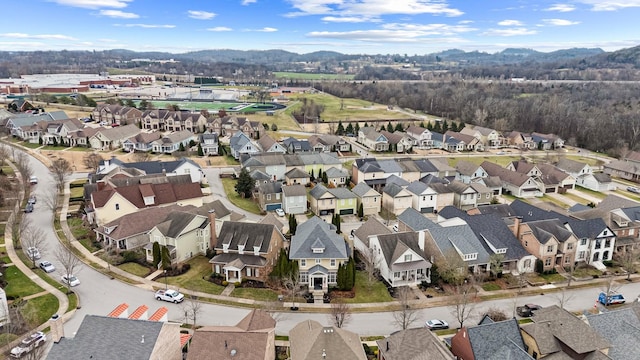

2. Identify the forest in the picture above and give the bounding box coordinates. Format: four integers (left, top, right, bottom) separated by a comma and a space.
320, 80, 640, 156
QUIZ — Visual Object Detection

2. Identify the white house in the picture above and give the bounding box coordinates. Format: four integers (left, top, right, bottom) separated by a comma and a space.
282, 184, 307, 215
369, 231, 431, 287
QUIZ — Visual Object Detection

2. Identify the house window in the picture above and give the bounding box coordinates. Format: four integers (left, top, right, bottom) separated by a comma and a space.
115, 203, 120, 210
547, 245, 554, 253
545, 258, 552, 266
605, 239, 611, 248
276, 193, 280, 200
328, 272, 336, 283
394, 272, 401, 279
603, 230, 608, 236
267, 194, 271, 200
581, 239, 587, 246
404, 254, 412, 262
330, 259, 336, 267
565, 257, 571, 264
567, 243, 573, 250
430, 196, 433, 201
246, 268, 252, 277
315, 259, 321, 264
578, 251, 585, 260
300, 259, 306, 267
595, 239, 602, 249
300, 272, 308, 283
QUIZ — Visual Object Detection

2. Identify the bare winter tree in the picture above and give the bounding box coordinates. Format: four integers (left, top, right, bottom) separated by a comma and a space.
283, 271, 303, 310
615, 249, 640, 281
82, 152, 103, 173
450, 279, 478, 329
328, 300, 352, 328
181, 295, 203, 330
358, 248, 379, 289
133, 151, 152, 162
42, 189, 61, 215
20, 218, 47, 269
14, 152, 32, 185
0, 145, 10, 166
392, 286, 420, 330
601, 277, 622, 301
49, 158, 73, 191
554, 288, 575, 310
510, 272, 528, 318
55, 243, 82, 294
482, 307, 509, 322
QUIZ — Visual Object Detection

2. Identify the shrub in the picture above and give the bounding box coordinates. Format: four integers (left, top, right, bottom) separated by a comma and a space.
234, 281, 241, 286
121, 250, 139, 263
222, 281, 229, 286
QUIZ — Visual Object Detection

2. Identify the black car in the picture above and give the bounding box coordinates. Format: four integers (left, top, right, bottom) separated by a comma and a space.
516, 304, 542, 317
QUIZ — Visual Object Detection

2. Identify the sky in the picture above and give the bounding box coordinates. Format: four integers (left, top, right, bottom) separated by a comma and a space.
1, 0, 639, 55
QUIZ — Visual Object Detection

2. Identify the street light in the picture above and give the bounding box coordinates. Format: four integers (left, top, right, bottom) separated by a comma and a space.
164, 269, 168, 290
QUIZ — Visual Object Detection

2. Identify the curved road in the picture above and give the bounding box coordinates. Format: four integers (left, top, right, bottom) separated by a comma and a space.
15, 147, 640, 338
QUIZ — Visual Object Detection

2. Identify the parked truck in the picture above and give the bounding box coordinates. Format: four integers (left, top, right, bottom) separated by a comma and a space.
598, 292, 626, 305
155, 289, 184, 303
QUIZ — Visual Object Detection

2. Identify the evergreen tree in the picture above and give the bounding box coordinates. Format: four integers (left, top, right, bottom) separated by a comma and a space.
379, 125, 385, 132
38, 137, 43, 145
433, 121, 442, 133
363, 122, 369, 128
354, 123, 360, 134
386, 121, 394, 132
161, 246, 172, 270
458, 122, 466, 131
394, 123, 404, 132
152, 242, 161, 268
310, 169, 315, 181
335, 214, 342, 234
179, 142, 185, 152
234, 168, 255, 198
322, 171, 328, 185
442, 119, 449, 132
345, 123, 354, 135
449, 122, 458, 132
291, 215, 297, 235
318, 168, 323, 183
197, 143, 204, 156
52, 137, 58, 147
336, 121, 345, 135
271, 123, 278, 131
358, 203, 364, 218
426, 122, 434, 131
420, 121, 425, 128
337, 263, 347, 290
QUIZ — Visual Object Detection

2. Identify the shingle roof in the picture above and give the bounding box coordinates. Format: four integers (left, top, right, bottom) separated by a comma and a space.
325, 166, 347, 178
383, 183, 409, 197
466, 318, 530, 360
351, 182, 377, 197
397, 208, 439, 231
527, 219, 574, 244
282, 184, 307, 197
97, 205, 191, 240
46, 315, 165, 360
155, 211, 205, 238
456, 160, 482, 176
102, 158, 201, 175
510, 199, 571, 223
481, 161, 534, 187
555, 158, 588, 174
215, 221, 279, 253
96, 124, 141, 141
328, 187, 356, 199
406, 180, 429, 195
474, 203, 517, 217
258, 181, 282, 195
386, 174, 410, 187
353, 217, 392, 247
426, 222, 492, 265
289, 320, 367, 360
566, 218, 610, 239
586, 307, 640, 360
376, 232, 430, 268
92, 181, 203, 209
285, 167, 309, 178
309, 184, 330, 199
377, 328, 454, 360
289, 216, 349, 260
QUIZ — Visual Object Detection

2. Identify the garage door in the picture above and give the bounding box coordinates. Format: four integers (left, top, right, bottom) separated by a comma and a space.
266, 203, 281, 211
339, 209, 354, 215
420, 207, 434, 213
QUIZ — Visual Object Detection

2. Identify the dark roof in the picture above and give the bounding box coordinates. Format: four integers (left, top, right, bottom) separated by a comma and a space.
586, 307, 640, 360
377, 328, 454, 360
566, 218, 611, 239
215, 222, 278, 253
510, 199, 572, 223
289, 320, 367, 360
92, 181, 203, 209
46, 315, 165, 360
474, 204, 517, 217
376, 232, 430, 268
155, 211, 205, 238
466, 318, 531, 360
258, 181, 282, 195
290, 216, 349, 260
282, 184, 307, 197
527, 219, 574, 244
100, 157, 201, 174
96, 205, 186, 240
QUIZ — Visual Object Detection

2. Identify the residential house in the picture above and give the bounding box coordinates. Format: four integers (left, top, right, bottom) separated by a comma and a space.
604, 159, 640, 183
432, 132, 464, 152
381, 130, 413, 153
205, 199, 246, 236
282, 184, 307, 215
89, 181, 203, 226
198, 131, 219, 156
20, 118, 84, 145
257, 134, 287, 154
377, 328, 454, 360
505, 131, 536, 150
451, 318, 532, 360
428, 158, 458, 178
556, 158, 613, 191
6, 111, 68, 137
406, 181, 439, 214
122, 132, 163, 153
97, 157, 203, 183
324, 167, 348, 186
351, 159, 386, 190
92, 104, 143, 126
531, 132, 564, 149
566, 218, 615, 265
507, 160, 575, 193
331, 187, 358, 216
396, 158, 423, 182
351, 182, 381, 216
456, 161, 488, 184
405, 125, 433, 148
187, 309, 276, 360
520, 306, 610, 359
445, 130, 484, 151
284, 167, 310, 186
242, 153, 287, 181
151, 130, 196, 154
481, 161, 541, 198
89, 124, 141, 150
289, 216, 350, 293
469, 183, 494, 206
358, 126, 389, 152
46, 314, 182, 360
257, 181, 283, 212
512, 217, 578, 271
309, 184, 357, 217
164, 111, 206, 133
460, 125, 503, 148
210, 221, 285, 283
368, 232, 431, 287
7, 98, 34, 113
289, 320, 366, 360
382, 183, 413, 216
423, 181, 457, 213
251, 170, 272, 188
352, 217, 392, 254
308, 134, 351, 152
144, 211, 211, 264
282, 137, 313, 153
447, 180, 479, 210
230, 131, 260, 160
139, 109, 172, 131
586, 307, 640, 360
297, 153, 342, 179
209, 115, 263, 138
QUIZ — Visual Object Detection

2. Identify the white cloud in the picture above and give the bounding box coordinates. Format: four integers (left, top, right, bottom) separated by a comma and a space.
498, 20, 523, 26
545, 4, 576, 12
98, 10, 139, 18
242, 0, 257, 4
382, 23, 476, 35
307, 28, 468, 43
0, 32, 77, 40
285, 0, 463, 18
578, 0, 640, 11
114, 24, 176, 28
207, 27, 232, 31
321, 16, 375, 23
541, 18, 580, 26
188, 10, 216, 20
482, 28, 537, 36
51, 0, 131, 9
258, 27, 278, 32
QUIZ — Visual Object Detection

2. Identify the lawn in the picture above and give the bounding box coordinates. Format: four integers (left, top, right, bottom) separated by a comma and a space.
118, 262, 152, 277
67, 292, 78, 312
482, 282, 502, 291
23, 293, 58, 327
561, 192, 591, 205
4, 265, 44, 298
164, 256, 224, 295
287, 93, 416, 122
231, 287, 279, 302
0, 166, 14, 175
540, 272, 567, 283
573, 266, 602, 278
446, 155, 519, 168
220, 178, 261, 214
273, 72, 355, 81
69, 186, 84, 198
20, 142, 41, 149
539, 195, 570, 209
342, 271, 394, 303
575, 186, 607, 200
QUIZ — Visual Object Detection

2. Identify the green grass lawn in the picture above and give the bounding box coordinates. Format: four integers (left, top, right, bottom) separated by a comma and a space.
540, 272, 567, 283
118, 262, 152, 277
343, 271, 393, 303
446, 155, 520, 168
573, 266, 602, 278
273, 72, 355, 80
231, 287, 279, 302
164, 256, 224, 295
561, 192, 591, 205
69, 186, 84, 198
67, 292, 78, 312
4, 265, 45, 298
20, 142, 41, 149
1, 166, 14, 175
482, 282, 502, 291
220, 178, 261, 214
41, 145, 70, 151
23, 293, 58, 327
575, 186, 607, 200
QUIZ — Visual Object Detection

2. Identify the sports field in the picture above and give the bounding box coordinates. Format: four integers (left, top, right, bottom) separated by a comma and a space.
273, 72, 355, 80
133, 101, 286, 113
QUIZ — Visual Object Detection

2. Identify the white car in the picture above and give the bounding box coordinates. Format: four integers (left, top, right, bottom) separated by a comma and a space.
275, 208, 285, 217
10, 331, 46, 358
29, 176, 38, 184
425, 319, 449, 330
61, 274, 80, 287
39, 260, 55, 273
26, 247, 41, 260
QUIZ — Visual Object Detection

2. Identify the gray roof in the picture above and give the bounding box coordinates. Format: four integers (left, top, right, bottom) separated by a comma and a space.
398, 208, 439, 231
383, 183, 408, 198
258, 181, 282, 195
465, 318, 531, 360
376, 232, 430, 268
289, 320, 366, 360
289, 216, 349, 260
46, 315, 164, 360
250, 169, 271, 181
571, 194, 639, 220
329, 187, 356, 199
353, 217, 392, 247
325, 166, 347, 178
586, 307, 640, 360
474, 204, 517, 217
377, 159, 404, 174
155, 211, 205, 238
510, 199, 571, 223
351, 182, 376, 197
309, 184, 330, 199
406, 181, 429, 195
101, 157, 201, 175
377, 328, 454, 360
298, 152, 341, 166
527, 219, 574, 244
566, 218, 611, 240
215, 221, 280, 253
282, 184, 307, 197
456, 160, 483, 176
481, 161, 534, 187
285, 167, 309, 179
426, 222, 492, 265
555, 158, 588, 174
386, 174, 410, 187
414, 159, 439, 173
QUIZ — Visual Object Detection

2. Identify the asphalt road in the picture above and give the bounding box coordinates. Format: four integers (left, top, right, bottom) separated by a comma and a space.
10, 146, 640, 338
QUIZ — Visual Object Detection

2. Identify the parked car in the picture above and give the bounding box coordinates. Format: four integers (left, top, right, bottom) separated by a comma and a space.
27, 195, 36, 204
10, 331, 46, 358
29, 176, 38, 184
598, 292, 626, 305
516, 304, 542, 317
392, 223, 399, 232
26, 247, 41, 260
24, 203, 34, 213
628, 186, 640, 194
425, 319, 449, 330
61, 274, 80, 287
155, 289, 184, 303
38, 260, 55, 273
275, 208, 285, 217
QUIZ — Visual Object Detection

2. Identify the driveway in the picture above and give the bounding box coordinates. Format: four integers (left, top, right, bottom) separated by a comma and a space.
201, 167, 261, 222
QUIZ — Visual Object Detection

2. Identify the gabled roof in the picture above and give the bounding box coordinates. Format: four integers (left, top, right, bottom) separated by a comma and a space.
256, 133, 278, 151
250, 169, 271, 181
383, 183, 410, 197
406, 180, 429, 195
100, 157, 201, 175
377, 327, 454, 360
297, 152, 342, 166
289, 320, 367, 360
376, 232, 430, 269
285, 167, 309, 178
96, 205, 185, 240
406, 125, 430, 137
353, 217, 392, 247
46, 315, 165, 360
481, 161, 534, 187
566, 218, 610, 239
95, 124, 140, 141
510, 199, 571, 223
325, 166, 347, 178
215, 221, 279, 253
243, 153, 286, 167
351, 182, 378, 197
465, 318, 530, 360
527, 219, 574, 244
282, 184, 307, 197
398, 208, 439, 231
329, 187, 356, 200
152, 130, 194, 146
154, 211, 206, 238
474, 203, 517, 217
377, 159, 403, 174
289, 216, 349, 260
425, 220, 492, 264
456, 160, 483, 176
127, 131, 162, 144
386, 174, 410, 187
555, 158, 589, 173
309, 184, 331, 199
92, 181, 203, 209
235, 309, 276, 332
571, 194, 639, 220
414, 159, 439, 173
257, 181, 282, 195
586, 307, 640, 360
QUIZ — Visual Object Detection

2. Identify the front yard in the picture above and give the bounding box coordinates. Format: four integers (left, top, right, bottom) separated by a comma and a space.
220, 178, 261, 214
164, 256, 224, 295
342, 271, 394, 303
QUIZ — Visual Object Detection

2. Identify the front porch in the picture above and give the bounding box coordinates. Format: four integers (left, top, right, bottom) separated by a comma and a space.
389, 263, 430, 287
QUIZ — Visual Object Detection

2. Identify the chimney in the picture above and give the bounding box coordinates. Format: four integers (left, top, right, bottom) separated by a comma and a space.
49, 314, 64, 343
418, 230, 425, 251
512, 216, 522, 239
208, 209, 217, 249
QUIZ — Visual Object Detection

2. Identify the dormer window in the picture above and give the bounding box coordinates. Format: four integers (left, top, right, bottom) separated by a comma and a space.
222, 243, 229, 253
254, 246, 260, 255
313, 248, 324, 254
238, 245, 244, 254
496, 248, 507, 254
